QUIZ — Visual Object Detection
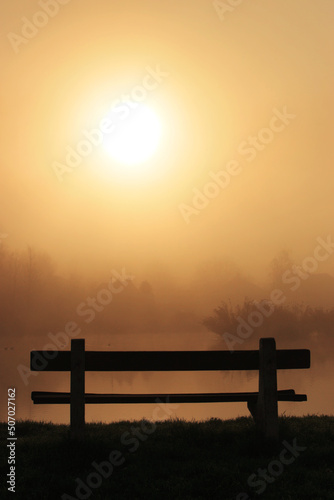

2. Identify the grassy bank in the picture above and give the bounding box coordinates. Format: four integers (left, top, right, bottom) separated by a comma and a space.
1, 416, 334, 499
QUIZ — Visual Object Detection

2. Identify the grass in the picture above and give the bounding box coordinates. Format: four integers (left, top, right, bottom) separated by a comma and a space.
1, 415, 334, 499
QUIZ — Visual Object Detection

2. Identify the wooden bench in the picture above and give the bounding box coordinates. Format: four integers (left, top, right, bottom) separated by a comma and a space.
30, 337, 310, 441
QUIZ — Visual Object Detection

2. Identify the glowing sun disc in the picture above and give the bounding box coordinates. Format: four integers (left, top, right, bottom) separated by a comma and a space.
104, 105, 162, 166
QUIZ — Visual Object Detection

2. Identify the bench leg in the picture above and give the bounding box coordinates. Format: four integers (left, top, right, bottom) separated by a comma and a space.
247, 400, 258, 421
70, 339, 85, 440
257, 338, 279, 443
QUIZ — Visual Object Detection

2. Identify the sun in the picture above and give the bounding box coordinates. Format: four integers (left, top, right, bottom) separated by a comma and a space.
103, 104, 162, 168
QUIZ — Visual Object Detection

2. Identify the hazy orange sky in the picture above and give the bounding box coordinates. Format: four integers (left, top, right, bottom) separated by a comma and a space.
1, 0, 333, 282
1, 0, 334, 425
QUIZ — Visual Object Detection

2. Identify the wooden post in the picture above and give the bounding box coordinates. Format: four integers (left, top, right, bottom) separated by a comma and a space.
257, 338, 278, 442
70, 339, 85, 440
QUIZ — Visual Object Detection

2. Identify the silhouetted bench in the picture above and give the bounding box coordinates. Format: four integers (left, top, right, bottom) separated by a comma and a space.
30, 337, 310, 441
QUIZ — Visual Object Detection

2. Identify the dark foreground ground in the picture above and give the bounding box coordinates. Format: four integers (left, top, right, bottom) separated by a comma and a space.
0, 415, 333, 500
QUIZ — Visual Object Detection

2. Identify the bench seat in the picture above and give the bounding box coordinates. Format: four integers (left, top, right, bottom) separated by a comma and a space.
32, 389, 307, 404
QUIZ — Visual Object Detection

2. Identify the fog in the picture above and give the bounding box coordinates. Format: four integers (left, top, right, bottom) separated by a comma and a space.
1, 0, 333, 422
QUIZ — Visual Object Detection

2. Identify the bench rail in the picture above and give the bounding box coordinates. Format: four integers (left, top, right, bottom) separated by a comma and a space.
30, 348, 310, 371
32, 389, 307, 404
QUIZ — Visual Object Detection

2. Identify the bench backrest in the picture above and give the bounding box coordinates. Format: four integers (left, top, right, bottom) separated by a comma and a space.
30, 340, 311, 372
